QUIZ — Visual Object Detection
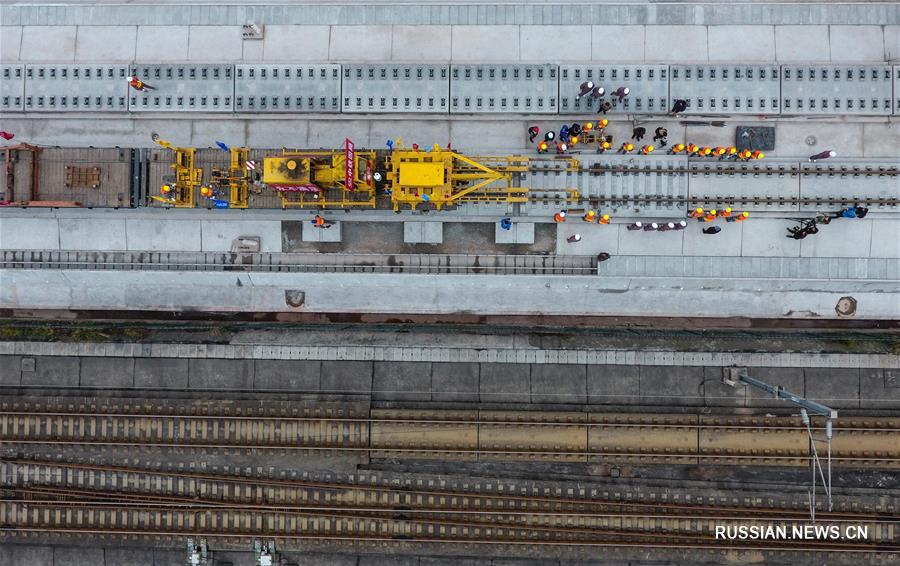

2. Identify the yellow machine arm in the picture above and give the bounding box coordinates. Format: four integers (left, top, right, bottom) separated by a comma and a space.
151, 137, 202, 208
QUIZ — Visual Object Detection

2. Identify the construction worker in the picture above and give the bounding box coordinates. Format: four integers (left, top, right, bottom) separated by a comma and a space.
653, 127, 668, 146
689, 207, 704, 219
702, 226, 722, 235
711, 147, 726, 158
738, 149, 753, 161
556, 142, 568, 154
751, 150, 765, 160
672, 220, 688, 230
597, 139, 612, 153
567, 234, 582, 243
200, 186, 215, 199
698, 147, 712, 157
160, 184, 173, 198
702, 209, 717, 222
719, 207, 733, 219
598, 214, 611, 225
537, 140, 549, 154
598, 100, 612, 115
669, 99, 688, 115
668, 143, 686, 155
582, 122, 594, 133
632, 127, 646, 141
596, 118, 609, 130
639, 145, 655, 155
528, 126, 540, 142
127, 76, 154, 91
613, 86, 630, 101
559, 125, 570, 142
313, 215, 327, 228
618, 142, 634, 154
583, 210, 596, 222
569, 136, 579, 147
643, 222, 659, 231
499, 217, 513, 230
809, 150, 836, 162
554, 211, 567, 223
658, 222, 676, 232
577, 81, 594, 98
626, 222, 643, 231
731, 211, 750, 222
686, 144, 700, 156
724, 146, 738, 159
569, 123, 582, 137
544, 131, 555, 142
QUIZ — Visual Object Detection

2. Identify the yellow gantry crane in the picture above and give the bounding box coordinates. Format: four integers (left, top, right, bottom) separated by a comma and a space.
150, 134, 202, 208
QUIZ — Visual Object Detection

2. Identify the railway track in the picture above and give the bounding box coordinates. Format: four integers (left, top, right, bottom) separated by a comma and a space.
2, 460, 898, 554
3, 400, 898, 468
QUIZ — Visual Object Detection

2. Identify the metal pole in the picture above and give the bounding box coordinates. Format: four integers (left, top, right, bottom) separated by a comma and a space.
826, 419, 833, 512
802, 409, 816, 522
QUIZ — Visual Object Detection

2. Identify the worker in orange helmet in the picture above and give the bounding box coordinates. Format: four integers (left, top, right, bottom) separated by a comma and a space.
200, 186, 213, 198
686, 144, 699, 155
738, 149, 753, 160
668, 143, 686, 155
689, 207, 704, 219
712, 147, 726, 157
699, 147, 712, 157
597, 139, 612, 153
751, 150, 765, 160
702, 209, 717, 222
583, 210, 596, 222
730, 211, 750, 223
639, 145, 655, 155
537, 140, 549, 154
313, 215, 326, 228
598, 214, 611, 225
554, 211, 567, 223
719, 207, 733, 219
618, 142, 634, 154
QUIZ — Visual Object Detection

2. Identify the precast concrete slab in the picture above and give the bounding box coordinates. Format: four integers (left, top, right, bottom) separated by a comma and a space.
639, 366, 705, 407
479, 363, 530, 403
320, 361, 373, 396
1, 64, 25, 112
404, 222, 444, 244
58, 218, 127, 251
343, 64, 449, 113
235, 64, 341, 113
531, 364, 587, 404
431, 362, 478, 402
200, 220, 282, 252
253, 359, 321, 392
79, 356, 135, 388
780, 65, 894, 115
670, 65, 781, 114
450, 64, 557, 114
0, 355, 22, 386
188, 358, 254, 390
586, 365, 640, 405
739, 218, 803, 257
798, 220, 874, 258
128, 64, 234, 112
0, 218, 60, 249
125, 219, 202, 251
134, 357, 189, 389
495, 222, 535, 244
803, 368, 860, 409
559, 65, 669, 115
373, 361, 432, 402
20, 356, 79, 387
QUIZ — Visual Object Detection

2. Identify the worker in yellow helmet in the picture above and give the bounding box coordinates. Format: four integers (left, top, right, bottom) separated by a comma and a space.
712, 147, 726, 157
200, 186, 213, 198
618, 142, 634, 154
639, 145, 655, 155
570, 136, 579, 146
582, 122, 594, 132
689, 207, 704, 219
730, 211, 750, 223
751, 150, 765, 160
596, 118, 609, 130
537, 140, 549, 154
597, 139, 612, 153
583, 210, 596, 222
598, 214, 611, 225
699, 147, 712, 157
703, 209, 717, 222
719, 207, 733, 219
669, 143, 686, 155
686, 144, 700, 155
739, 149, 753, 160
160, 184, 173, 197
725, 146, 738, 159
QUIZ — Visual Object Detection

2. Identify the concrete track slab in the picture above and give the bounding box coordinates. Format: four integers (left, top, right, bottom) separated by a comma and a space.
703, 367, 745, 407
860, 369, 900, 409
253, 360, 321, 392
188, 26, 243, 61
200, 220, 282, 252
591, 26, 645, 63
774, 123, 865, 157
79, 356, 135, 388
104, 548, 156, 566
1, 26, 23, 62
1, 218, 59, 249
134, 357, 189, 389
320, 360, 373, 396
392, 26, 452, 62
886, 26, 900, 61
0, 546, 52, 566
125, 219, 202, 251
521, 26, 590, 62
432, 361, 478, 402
20, 26, 75, 62
480, 363, 530, 403
0, 355, 22, 385
739, 218, 802, 257
136, 26, 189, 61
862, 122, 900, 158
59, 218, 127, 251
531, 364, 586, 404
744, 368, 806, 408
645, 26, 707, 63
373, 361, 431, 401
586, 364, 640, 405
708, 26, 775, 63
188, 359, 254, 390
451, 26, 520, 61
798, 220, 873, 258
329, 26, 392, 61
829, 26, 887, 63
53, 547, 105, 566
639, 366, 705, 406
682, 221, 743, 256
774, 26, 831, 63
263, 25, 331, 62
804, 368, 860, 409
21, 356, 79, 387
617, 225, 685, 256
75, 26, 136, 62
555, 223, 619, 256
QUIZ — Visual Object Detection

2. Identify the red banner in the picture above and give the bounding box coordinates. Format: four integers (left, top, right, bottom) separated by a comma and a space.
270, 184, 321, 193
344, 138, 355, 190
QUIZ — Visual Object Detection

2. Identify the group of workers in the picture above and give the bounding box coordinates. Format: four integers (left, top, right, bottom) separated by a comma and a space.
554, 206, 752, 242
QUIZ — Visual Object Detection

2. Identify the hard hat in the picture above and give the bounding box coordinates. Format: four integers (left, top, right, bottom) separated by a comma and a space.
645, 145, 655, 152
586, 81, 594, 89
624, 143, 633, 150
559, 143, 568, 151
667, 222, 675, 229
161, 184, 172, 193
598, 119, 609, 128
200, 186, 212, 197
695, 207, 703, 214
601, 214, 610, 220
559, 211, 566, 217
741, 211, 749, 218
634, 222, 642, 227
724, 207, 732, 213
538, 141, 548, 150
621, 87, 630, 95
583, 122, 594, 131
650, 222, 658, 229
127, 76, 134, 81
570, 136, 579, 146
545, 131, 555, 141
601, 141, 611, 149
710, 209, 717, 215
753, 151, 765, 159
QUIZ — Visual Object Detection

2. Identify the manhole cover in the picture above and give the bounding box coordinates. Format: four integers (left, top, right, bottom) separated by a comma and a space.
285, 290, 305, 308
835, 296, 857, 317
805, 135, 817, 146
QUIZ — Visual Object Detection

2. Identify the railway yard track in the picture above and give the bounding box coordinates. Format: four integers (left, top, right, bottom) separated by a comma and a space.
2, 399, 898, 468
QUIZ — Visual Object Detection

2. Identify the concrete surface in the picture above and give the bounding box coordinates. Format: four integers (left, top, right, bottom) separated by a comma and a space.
404, 221, 444, 244
75, 26, 137, 62
262, 25, 331, 61
200, 220, 282, 252
302, 220, 343, 242
495, 222, 535, 244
